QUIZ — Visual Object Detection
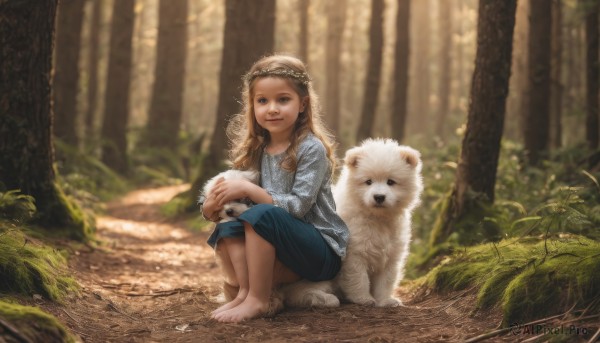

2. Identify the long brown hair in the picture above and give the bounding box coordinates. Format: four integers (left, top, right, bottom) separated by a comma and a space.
227, 54, 337, 174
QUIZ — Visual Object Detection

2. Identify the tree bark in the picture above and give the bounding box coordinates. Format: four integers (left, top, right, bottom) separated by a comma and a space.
585, 0, 599, 150
506, 0, 529, 142
356, 0, 385, 142
409, 0, 431, 135
298, 0, 309, 63
390, 0, 410, 142
53, 0, 86, 147
550, 0, 563, 149
84, 0, 102, 146
100, 0, 135, 175
325, 0, 348, 137
430, 0, 517, 247
189, 0, 275, 209
524, 0, 551, 165
436, 0, 453, 141
144, 0, 188, 149
0, 0, 88, 238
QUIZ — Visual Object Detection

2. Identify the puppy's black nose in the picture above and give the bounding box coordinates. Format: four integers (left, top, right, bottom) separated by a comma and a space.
225, 209, 235, 217
374, 195, 385, 204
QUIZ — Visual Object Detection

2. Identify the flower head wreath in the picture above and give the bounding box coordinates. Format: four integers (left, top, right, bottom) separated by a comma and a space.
243, 68, 312, 86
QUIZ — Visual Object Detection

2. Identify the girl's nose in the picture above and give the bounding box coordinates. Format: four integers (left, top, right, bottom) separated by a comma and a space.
268, 103, 278, 113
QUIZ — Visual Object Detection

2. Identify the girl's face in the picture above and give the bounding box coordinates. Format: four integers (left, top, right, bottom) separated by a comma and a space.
252, 77, 306, 142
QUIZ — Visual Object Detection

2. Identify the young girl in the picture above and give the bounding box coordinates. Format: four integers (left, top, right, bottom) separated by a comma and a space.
201, 54, 349, 323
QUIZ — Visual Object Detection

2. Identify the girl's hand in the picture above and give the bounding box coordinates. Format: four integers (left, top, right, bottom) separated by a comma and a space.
201, 178, 224, 221
212, 179, 254, 207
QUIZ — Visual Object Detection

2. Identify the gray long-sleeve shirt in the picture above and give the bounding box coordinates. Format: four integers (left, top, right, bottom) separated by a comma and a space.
261, 134, 349, 257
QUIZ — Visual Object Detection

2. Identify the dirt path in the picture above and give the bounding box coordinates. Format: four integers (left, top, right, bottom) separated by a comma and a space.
45, 185, 510, 342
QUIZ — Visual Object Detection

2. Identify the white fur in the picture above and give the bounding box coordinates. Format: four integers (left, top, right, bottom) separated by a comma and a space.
282, 138, 423, 308
201, 169, 259, 223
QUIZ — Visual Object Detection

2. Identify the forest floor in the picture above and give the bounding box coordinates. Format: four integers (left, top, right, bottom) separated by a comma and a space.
40, 185, 525, 342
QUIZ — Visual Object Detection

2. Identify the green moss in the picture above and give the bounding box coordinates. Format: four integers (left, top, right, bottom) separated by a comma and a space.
0, 189, 36, 223
39, 181, 95, 242
424, 236, 600, 326
429, 188, 454, 248
0, 300, 75, 343
55, 139, 128, 201
0, 225, 78, 302
132, 165, 183, 187
160, 188, 194, 218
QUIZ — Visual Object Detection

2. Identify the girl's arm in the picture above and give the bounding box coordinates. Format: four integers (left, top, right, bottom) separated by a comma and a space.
268, 140, 329, 218
212, 179, 273, 207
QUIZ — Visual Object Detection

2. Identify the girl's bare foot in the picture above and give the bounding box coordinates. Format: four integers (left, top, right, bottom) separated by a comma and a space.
213, 296, 269, 323
211, 289, 248, 317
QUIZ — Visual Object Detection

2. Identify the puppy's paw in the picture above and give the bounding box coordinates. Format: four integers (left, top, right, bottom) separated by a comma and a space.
376, 297, 402, 307
347, 295, 377, 306
312, 293, 340, 308
265, 290, 285, 317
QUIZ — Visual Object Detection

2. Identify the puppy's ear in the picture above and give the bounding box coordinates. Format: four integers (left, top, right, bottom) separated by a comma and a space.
399, 147, 421, 168
344, 147, 363, 168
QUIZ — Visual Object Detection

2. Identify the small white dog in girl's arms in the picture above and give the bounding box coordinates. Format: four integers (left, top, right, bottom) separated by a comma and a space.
199, 169, 259, 223
282, 138, 423, 307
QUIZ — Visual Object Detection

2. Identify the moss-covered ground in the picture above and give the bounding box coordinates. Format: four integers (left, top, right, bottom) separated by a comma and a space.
0, 223, 78, 301
0, 222, 78, 342
0, 300, 75, 343
423, 236, 600, 326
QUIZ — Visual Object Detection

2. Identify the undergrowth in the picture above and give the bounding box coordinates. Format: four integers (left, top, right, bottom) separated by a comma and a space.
423, 236, 600, 326
0, 178, 79, 341
406, 136, 600, 327
55, 139, 128, 205
406, 138, 600, 278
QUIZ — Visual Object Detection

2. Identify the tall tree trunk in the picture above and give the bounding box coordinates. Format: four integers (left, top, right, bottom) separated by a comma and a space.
298, 0, 309, 63
436, 0, 453, 141
409, 0, 431, 135
391, 0, 410, 142
53, 0, 86, 147
100, 0, 135, 175
506, 0, 529, 141
0, 0, 89, 239
550, 0, 563, 149
143, 0, 188, 149
189, 0, 275, 209
585, 0, 599, 150
325, 0, 348, 137
430, 0, 517, 247
84, 0, 102, 147
356, 0, 385, 142
524, 0, 551, 165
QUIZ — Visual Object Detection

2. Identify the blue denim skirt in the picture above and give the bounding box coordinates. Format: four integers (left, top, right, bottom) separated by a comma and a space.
207, 204, 341, 282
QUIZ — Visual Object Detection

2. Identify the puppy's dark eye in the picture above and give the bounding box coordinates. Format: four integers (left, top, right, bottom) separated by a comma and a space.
365, 179, 372, 185
387, 179, 396, 186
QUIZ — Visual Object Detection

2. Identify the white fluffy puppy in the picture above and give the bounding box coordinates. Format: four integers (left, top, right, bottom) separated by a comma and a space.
282, 138, 423, 307
200, 169, 259, 223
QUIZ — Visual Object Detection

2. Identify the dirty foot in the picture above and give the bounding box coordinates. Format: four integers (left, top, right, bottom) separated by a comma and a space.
213, 296, 269, 323
211, 290, 248, 317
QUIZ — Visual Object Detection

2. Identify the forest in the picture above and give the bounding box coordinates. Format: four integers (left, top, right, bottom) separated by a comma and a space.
0, 0, 599, 342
